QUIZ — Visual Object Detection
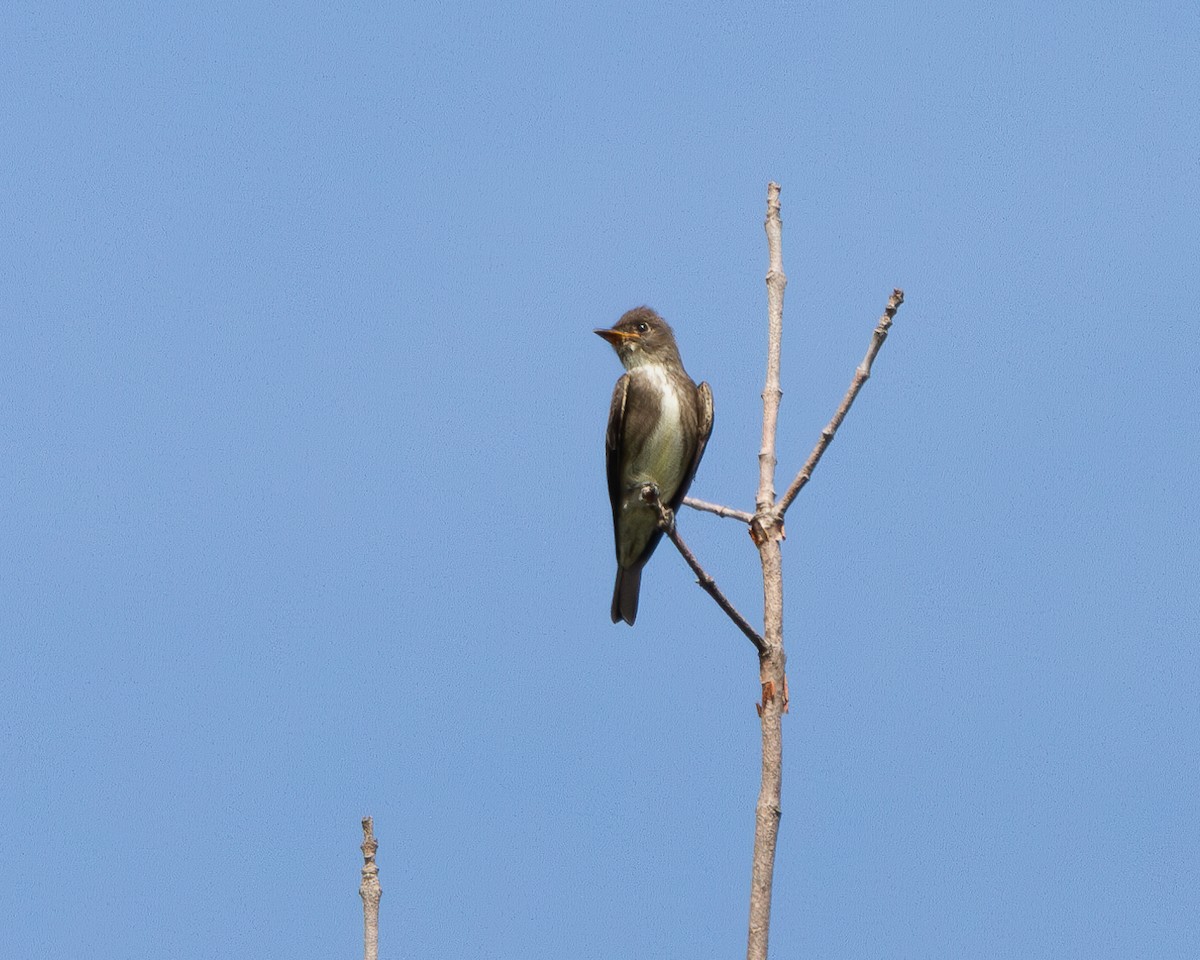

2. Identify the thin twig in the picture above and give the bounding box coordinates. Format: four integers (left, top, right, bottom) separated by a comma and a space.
682, 496, 755, 524
359, 817, 380, 960
641, 486, 765, 652
777, 288, 905, 515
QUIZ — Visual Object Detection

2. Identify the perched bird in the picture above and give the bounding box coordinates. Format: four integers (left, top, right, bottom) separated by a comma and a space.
596, 307, 713, 625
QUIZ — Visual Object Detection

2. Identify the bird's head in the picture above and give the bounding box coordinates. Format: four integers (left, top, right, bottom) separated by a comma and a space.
594, 307, 681, 369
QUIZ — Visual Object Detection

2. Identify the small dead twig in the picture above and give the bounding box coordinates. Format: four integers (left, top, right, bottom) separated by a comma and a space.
682, 496, 755, 524
778, 289, 905, 515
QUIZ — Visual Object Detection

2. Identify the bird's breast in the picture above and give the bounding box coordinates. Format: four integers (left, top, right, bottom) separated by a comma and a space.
626, 364, 688, 495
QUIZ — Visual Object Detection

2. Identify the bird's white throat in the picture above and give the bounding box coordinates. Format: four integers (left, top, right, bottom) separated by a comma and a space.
635, 363, 682, 416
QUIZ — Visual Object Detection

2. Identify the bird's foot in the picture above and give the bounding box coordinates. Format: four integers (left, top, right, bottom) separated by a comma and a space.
639, 483, 675, 531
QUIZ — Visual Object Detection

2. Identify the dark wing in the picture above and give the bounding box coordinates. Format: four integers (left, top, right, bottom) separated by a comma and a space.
668, 380, 714, 512
605, 373, 631, 527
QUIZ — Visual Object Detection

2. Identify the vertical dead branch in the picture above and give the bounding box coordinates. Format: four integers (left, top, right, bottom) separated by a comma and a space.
652, 184, 904, 959
360, 817, 381, 960
747, 182, 788, 960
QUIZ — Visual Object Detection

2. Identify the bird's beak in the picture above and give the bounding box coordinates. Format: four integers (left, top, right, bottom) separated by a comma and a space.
595, 328, 638, 346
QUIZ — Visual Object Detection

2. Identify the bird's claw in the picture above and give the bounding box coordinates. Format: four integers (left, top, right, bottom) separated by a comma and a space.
639, 484, 675, 531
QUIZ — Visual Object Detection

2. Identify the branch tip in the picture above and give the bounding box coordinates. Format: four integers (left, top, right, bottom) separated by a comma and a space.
778, 288, 906, 515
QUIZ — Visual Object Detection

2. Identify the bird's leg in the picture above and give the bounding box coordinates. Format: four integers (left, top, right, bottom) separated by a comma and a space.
639, 483, 675, 531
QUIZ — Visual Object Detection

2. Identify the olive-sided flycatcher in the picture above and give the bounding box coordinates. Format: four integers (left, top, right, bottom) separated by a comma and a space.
596, 307, 713, 625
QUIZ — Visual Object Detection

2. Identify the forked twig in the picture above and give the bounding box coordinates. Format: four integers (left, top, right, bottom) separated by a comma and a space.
625, 185, 902, 960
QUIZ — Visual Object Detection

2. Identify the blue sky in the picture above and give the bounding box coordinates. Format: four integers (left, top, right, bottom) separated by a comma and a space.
3, 1, 1198, 957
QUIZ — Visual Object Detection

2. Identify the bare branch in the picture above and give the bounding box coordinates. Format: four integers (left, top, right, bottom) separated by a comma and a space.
682, 496, 755, 524
747, 182, 789, 960
360, 817, 380, 960
777, 288, 905, 515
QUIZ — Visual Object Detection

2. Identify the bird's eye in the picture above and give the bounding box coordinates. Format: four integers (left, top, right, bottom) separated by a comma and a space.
636, 322, 649, 333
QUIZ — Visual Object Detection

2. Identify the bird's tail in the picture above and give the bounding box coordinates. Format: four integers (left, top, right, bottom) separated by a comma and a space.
611, 566, 642, 625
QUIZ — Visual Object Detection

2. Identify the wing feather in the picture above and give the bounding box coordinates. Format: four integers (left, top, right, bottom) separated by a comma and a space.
668, 380, 714, 511
605, 373, 630, 529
